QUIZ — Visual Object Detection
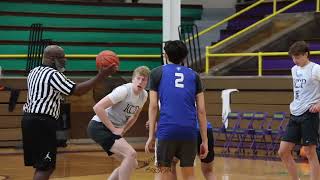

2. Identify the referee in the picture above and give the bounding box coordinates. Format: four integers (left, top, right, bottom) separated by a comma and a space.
21, 45, 117, 180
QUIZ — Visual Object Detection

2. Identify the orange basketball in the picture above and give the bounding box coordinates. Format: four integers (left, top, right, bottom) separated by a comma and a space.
96, 50, 119, 69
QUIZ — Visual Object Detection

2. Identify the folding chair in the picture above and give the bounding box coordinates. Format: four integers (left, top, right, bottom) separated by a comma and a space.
249, 112, 268, 154
212, 118, 225, 145
233, 112, 254, 154
264, 112, 287, 155
222, 112, 242, 154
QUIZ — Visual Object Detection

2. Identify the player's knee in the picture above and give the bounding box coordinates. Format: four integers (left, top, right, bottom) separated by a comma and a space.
133, 159, 138, 168
201, 163, 213, 175
35, 160, 56, 173
278, 148, 288, 158
125, 149, 137, 168
127, 156, 138, 169
127, 149, 137, 159
303, 147, 316, 159
36, 166, 55, 175
202, 168, 213, 177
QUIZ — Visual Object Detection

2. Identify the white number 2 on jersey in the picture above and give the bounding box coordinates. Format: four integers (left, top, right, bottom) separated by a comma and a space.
175, 73, 184, 88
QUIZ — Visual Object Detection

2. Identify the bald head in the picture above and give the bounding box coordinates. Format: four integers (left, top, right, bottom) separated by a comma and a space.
42, 45, 64, 64
42, 45, 67, 72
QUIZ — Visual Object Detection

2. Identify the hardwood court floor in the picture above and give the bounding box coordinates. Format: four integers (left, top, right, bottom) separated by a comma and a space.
0, 148, 313, 180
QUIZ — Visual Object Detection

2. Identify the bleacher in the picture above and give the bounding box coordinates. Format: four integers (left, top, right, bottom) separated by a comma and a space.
219, 0, 316, 41
0, 0, 202, 75
0, 0, 204, 147
0, 87, 26, 147
209, 0, 320, 76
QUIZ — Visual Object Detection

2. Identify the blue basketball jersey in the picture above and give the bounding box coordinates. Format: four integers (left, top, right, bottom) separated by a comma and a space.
156, 64, 200, 140
196, 121, 213, 130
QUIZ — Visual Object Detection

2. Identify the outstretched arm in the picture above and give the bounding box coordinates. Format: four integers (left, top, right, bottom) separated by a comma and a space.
73, 64, 117, 96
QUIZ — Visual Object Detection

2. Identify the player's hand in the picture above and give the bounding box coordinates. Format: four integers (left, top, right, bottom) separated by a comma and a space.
112, 127, 124, 136
99, 63, 118, 77
145, 137, 154, 154
199, 142, 208, 159
145, 120, 150, 130
309, 103, 320, 113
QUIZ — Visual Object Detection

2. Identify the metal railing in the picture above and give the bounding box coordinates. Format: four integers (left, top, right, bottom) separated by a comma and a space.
186, 0, 265, 43
207, 51, 320, 76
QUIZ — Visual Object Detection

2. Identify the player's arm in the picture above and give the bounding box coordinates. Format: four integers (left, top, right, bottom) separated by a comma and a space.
196, 92, 208, 143
195, 73, 207, 143
93, 96, 117, 132
122, 108, 143, 135
73, 65, 117, 96
148, 90, 159, 140
145, 91, 159, 153
145, 67, 161, 153
196, 92, 208, 159
93, 85, 127, 135
195, 73, 208, 158
310, 65, 320, 112
145, 120, 158, 131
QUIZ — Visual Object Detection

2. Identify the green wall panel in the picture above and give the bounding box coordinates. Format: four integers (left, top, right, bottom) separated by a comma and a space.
0, 2, 202, 19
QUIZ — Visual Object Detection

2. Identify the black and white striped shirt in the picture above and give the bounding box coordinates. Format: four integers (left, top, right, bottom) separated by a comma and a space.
23, 65, 76, 119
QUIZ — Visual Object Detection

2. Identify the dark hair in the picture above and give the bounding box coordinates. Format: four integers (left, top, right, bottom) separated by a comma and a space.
288, 41, 310, 57
164, 40, 188, 64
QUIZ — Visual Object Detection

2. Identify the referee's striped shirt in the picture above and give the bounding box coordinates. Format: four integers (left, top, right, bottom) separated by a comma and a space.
23, 65, 76, 119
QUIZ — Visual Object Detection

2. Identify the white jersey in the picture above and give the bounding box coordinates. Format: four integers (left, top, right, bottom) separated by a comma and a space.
290, 62, 320, 116
92, 83, 148, 127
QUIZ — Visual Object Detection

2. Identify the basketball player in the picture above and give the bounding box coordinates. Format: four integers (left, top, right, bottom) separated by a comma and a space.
146, 120, 216, 180
87, 66, 150, 180
278, 41, 320, 180
145, 40, 208, 180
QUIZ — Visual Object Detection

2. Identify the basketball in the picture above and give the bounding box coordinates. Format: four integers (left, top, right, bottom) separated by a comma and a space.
96, 50, 119, 69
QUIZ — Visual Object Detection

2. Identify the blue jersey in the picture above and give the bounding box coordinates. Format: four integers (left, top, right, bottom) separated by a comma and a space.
149, 64, 203, 140
196, 121, 213, 130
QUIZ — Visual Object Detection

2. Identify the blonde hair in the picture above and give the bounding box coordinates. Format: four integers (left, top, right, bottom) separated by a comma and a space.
132, 66, 150, 78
